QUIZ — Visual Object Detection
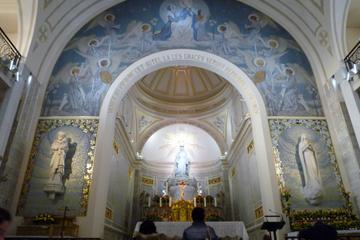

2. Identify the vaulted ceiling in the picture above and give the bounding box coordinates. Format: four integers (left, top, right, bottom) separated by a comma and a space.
116, 66, 249, 164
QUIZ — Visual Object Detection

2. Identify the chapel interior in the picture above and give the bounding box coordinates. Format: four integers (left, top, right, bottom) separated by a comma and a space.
0, 0, 360, 239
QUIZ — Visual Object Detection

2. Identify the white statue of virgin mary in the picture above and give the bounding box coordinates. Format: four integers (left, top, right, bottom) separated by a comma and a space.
175, 145, 190, 178
298, 134, 322, 205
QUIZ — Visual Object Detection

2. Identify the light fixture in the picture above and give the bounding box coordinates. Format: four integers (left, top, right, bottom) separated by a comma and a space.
27, 72, 32, 84
346, 72, 351, 82
9, 59, 15, 71
331, 75, 337, 88
15, 71, 20, 82
344, 41, 360, 82
350, 62, 358, 74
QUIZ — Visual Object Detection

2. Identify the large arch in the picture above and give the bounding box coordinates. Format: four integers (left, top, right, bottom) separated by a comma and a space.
81, 49, 282, 237
8, 0, 360, 238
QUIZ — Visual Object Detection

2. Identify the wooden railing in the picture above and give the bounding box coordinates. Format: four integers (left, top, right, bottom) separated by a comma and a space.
0, 27, 21, 73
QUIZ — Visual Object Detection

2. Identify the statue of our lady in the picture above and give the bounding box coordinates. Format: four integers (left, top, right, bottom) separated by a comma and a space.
175, 145, 190, 178
298, 134, 322, 205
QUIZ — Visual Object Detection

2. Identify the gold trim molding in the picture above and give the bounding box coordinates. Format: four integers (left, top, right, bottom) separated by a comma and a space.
17, 118, 98, 216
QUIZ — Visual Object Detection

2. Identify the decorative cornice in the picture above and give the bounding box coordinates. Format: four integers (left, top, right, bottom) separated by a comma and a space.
114, 118, 137, 166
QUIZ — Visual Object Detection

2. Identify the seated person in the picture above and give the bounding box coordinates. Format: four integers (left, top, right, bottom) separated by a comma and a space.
0, 207, 11, 240
134, 220, 174, 240
183, 207, 218, 240
298, 221, 337, 240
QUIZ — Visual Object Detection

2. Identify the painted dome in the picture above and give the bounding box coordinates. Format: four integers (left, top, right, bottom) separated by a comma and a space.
136, 66, 229, 104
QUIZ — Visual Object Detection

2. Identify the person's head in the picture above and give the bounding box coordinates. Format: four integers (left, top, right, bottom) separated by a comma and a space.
0, 208, 11, 240
139, 220, 157, 235
263, 234, 271, 240
192, 207, 205, 222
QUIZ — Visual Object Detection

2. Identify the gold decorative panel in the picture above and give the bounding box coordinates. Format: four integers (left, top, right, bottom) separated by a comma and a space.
255, 206, 263, 219
231, 167, 236, 177
105, 207, 113, 220
208, 177, 221, 185
17, 118, 98, 216
247, 140, 254, 154
142, 176, 154, 186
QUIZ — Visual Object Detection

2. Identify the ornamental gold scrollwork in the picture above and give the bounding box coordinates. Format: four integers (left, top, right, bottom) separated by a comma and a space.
17, 118, 98, 216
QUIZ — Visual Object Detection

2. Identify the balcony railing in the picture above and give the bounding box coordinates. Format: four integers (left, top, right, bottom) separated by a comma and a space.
344, 41, 360, 79
0, 27, 21, 74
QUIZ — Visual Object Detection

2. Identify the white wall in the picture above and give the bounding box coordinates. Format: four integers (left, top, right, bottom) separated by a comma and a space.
229, 129, 261, 225
228, 128, 267, 239
104, 126, 135, 240
346, 27, 360, 52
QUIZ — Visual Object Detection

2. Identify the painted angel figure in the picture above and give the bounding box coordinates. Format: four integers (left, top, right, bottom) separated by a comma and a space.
298, 134, 322, 205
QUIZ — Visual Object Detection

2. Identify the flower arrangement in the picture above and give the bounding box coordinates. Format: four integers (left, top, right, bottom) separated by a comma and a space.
280, 186, 360, 231
288, 208, 360, 231
280, 187, 291, 215
32, 213, 56, 225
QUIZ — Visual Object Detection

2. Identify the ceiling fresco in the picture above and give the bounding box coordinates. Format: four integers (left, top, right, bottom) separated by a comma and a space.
41, 0, 323, 117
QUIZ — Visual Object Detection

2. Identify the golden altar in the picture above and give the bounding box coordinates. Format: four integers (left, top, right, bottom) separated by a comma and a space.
143, 195, 223, 222
171, 200, 193, 221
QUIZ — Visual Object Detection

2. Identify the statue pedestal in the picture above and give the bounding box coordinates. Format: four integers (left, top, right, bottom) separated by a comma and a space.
168, 177, 197, 201
44, 176, 64, 200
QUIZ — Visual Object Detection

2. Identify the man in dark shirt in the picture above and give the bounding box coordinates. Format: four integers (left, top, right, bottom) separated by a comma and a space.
298, 221, 337, 240
183, 207, 218, 240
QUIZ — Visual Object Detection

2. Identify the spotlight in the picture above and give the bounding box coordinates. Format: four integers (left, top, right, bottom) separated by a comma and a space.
27, 72, 32, 84
15, 71, 20, 82
331, 75, 337, 88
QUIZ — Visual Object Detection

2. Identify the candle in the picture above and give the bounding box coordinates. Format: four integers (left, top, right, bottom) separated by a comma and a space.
169, 197, 172, 207
148, 196, 151, 207
204, 197, 207, 207
194, 197, 196, 207
166, 182, 169, 193
214, 197, 217, 207
160, 197, 162, 207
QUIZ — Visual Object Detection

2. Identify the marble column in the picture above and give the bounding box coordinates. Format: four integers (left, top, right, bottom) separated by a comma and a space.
220, 155, 232, 220
131, 160, 142, 228
338, 76, 360, 150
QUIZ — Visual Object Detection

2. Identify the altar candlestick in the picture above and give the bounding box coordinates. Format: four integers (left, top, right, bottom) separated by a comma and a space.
148, 196, 151, 207
169, 197, 172, 207
214, 197, 217, 207
193, 197, 196, 207
204, 198, 207, 207
160, 197, 162, 207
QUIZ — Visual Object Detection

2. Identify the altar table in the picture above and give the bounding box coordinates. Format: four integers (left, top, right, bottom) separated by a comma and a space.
134, 221, 249, 240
